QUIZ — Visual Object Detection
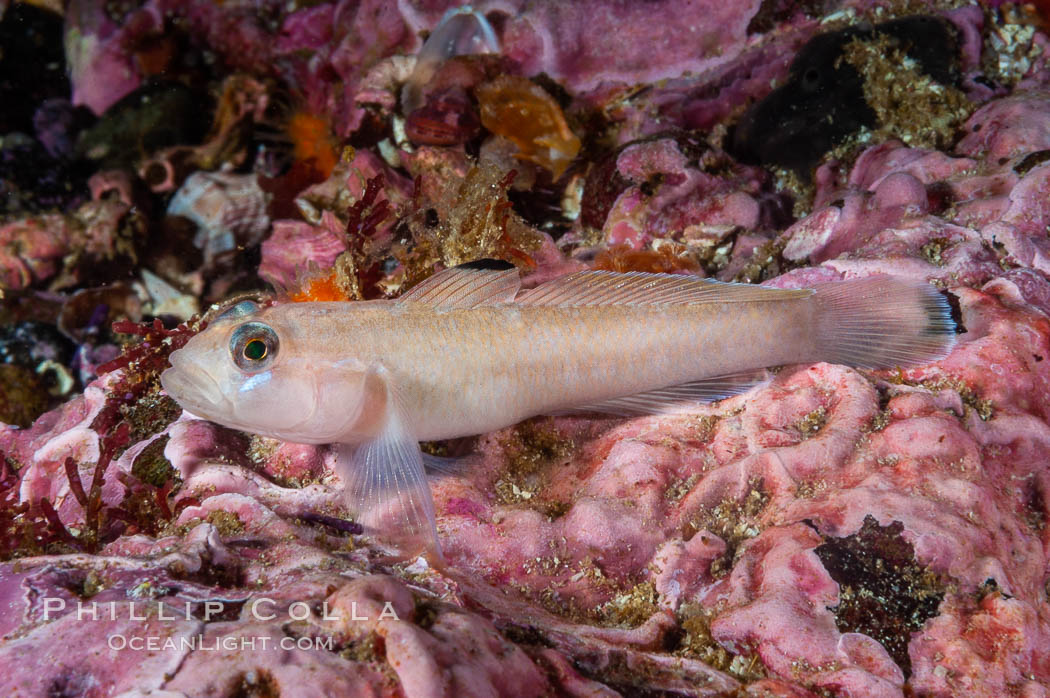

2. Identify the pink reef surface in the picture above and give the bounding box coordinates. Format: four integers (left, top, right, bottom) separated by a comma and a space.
4, 1, 1050, 697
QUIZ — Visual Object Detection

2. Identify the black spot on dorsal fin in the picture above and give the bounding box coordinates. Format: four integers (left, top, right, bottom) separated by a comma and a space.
456, 258, 515, 271
397, 262, 521, 308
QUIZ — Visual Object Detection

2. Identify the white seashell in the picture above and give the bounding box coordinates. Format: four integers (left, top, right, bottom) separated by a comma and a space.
167, 171, 271, 266
294, 197, 321, 225
140, 269, 199, 321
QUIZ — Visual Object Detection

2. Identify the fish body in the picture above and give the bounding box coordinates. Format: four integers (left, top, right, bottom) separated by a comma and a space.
161, 265, 957, 556
236, 299, 813, 441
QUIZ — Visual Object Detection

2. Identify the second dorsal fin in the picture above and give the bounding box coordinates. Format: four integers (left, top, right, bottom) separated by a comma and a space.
516, 271, 812, 307
397, 260, 521, 309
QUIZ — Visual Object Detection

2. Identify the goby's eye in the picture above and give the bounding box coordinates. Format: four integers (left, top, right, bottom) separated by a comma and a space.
243, 338, 267, 361
230, 322, 278, 371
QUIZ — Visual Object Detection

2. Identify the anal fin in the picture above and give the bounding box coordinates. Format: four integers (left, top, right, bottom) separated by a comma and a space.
554, 369, 769, 417
422, 452, 472, 476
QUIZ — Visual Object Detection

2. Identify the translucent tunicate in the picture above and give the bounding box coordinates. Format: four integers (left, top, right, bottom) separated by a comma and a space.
401, 6, 501, 114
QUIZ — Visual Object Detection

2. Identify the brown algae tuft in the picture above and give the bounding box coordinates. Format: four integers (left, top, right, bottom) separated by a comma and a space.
685, 478, 770, 578
841, 33, 974, 151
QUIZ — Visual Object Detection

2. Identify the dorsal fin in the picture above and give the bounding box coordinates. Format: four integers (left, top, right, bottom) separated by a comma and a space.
397, 260, 521, 309
516, 271, 812, 307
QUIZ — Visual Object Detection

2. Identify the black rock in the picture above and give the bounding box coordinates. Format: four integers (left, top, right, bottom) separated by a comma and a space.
75, 80, 213, 169
729, 16, 962, 176
0, 321, 76, 371
0, 4, 69, 134
34, 98, 96, 160
0, 136, 90, 214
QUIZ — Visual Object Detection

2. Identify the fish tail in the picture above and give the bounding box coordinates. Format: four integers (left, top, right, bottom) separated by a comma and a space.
812, 276, 958, 369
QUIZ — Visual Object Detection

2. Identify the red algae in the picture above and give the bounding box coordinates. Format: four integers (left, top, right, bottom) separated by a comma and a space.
405, 87, 482, 146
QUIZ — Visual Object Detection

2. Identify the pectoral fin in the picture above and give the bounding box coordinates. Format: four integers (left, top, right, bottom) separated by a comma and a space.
332, 380, 440, 559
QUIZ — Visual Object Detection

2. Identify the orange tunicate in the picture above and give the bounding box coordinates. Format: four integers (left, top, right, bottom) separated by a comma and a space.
1029, 0, 1050, 28
475, 76, 581, 180
285, 111, 339, 181
289, 269, 349, 302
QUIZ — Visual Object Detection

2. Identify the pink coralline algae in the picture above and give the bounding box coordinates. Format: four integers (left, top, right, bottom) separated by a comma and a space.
773, 90, 1050, 288
0, 216, 69, 291
6, 1, 1050, 696
259, 151, 412, 292
600, 137, 770, 250
65, 0, 415, 138
0, 193, 132, 291
258, 216, 348, 292
497, 0, 763, 92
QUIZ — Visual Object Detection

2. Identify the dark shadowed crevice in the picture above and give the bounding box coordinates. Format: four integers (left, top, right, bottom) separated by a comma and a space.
814, 515, 948, 677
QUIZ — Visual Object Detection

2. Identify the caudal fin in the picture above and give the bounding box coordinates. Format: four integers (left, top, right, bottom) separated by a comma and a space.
813, 277, 958, 370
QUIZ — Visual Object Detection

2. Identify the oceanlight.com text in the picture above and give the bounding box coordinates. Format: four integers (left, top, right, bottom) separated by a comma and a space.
107, 634, 335, 652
